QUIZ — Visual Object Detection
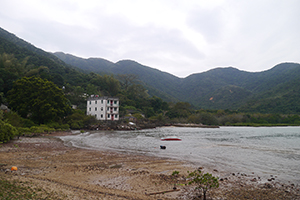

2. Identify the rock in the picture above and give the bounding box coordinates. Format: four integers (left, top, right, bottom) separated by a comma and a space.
265, 183, 273, 188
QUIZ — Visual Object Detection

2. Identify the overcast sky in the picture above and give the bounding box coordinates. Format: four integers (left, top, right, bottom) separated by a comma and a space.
1, 0, 299, 77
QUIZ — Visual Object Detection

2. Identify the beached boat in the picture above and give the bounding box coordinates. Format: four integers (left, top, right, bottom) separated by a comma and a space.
160, 136, 182, 141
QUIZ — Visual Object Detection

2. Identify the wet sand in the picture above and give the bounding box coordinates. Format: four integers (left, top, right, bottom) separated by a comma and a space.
0, 132, 299, 199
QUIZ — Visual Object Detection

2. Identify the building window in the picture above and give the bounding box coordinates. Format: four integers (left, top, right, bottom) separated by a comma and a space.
114, 101, 117, 104
108, 114, 110, 118
89, 107, 91, 111
114, 107, 117, 111
95, 114, 97, 117
107, 107, 109, 111
101, 100, 103, 104
101, 107, 103, 111
95, 101, 97, 104
115, 114, 118, 118
101, 114, 103, 118
89, 101, 91, 104
95, 107, 97, 111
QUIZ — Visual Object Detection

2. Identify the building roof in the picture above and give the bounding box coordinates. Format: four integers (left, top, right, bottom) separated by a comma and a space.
87, 96, 119, 101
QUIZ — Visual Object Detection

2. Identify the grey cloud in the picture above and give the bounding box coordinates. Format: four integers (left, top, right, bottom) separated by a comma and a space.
1, 0, 299, 77
186, 7, 225, 43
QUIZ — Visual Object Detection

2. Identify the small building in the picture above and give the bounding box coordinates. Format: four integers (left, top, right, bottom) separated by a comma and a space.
86, 96, 119, 121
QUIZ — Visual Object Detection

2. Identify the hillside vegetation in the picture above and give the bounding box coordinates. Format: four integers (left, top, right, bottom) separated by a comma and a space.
1, 26, 300, 144
2, 26, 300, 115
54, 51, 300, 114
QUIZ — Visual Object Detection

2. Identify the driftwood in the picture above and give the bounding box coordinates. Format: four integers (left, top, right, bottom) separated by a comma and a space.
146, 189, 180, 196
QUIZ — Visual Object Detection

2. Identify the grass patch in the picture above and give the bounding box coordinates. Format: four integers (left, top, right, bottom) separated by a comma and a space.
0, 177, 63, 199
109, 164, 122, 169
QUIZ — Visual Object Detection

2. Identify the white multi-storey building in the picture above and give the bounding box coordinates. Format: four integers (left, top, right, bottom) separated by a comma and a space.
87, 96, 119, 121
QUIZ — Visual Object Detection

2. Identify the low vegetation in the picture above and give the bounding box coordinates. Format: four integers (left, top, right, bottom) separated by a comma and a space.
187, 169, 219, 200
0, 178, 63, 199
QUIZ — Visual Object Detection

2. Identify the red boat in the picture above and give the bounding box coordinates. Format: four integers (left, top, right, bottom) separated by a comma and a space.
160, 136, 182, 141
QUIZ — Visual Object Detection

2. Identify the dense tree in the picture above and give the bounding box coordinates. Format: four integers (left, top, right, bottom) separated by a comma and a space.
86, 83, 101, 96
0, 68, 19, 92
7, 76, 72, 124
150, 96, 169, 113
64, 110, 97, 129
117, 74, 140, 91
188, 112, 218, 125
166, 102, 192, 119
0, 53, 32, 77
90, 74, 120, 96
0, 92, 4, 104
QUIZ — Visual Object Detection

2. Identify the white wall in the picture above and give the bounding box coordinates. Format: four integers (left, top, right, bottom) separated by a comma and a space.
87, 98, 119, 120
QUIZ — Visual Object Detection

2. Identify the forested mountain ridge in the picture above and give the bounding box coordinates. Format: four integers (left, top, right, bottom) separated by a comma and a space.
179, 62, 300, 112
54, 51, 300, 113
54, 52, 182, 102
53, 52, 114, 73
0, 27, 89, 89
0, 27, 66, 68
1, 27, 300, 114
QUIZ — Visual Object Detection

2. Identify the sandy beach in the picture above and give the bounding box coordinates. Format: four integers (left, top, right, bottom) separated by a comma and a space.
0, 131, 299, 199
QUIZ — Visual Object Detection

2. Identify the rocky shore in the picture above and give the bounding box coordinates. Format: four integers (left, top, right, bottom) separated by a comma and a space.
0, 131, 299, 199
172, 123, 219, 128
88, 121, 219, 131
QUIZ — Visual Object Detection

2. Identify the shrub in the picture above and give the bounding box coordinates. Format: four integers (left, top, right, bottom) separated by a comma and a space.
59, 124, 70, 131
172, 171, 180, 189
65, 110, 97, 129
132, 113, 144, 120
17, 127, 31, 136
0, 120, 18, 143
29, 125, 55, 135
187, 169, 219, 200
70, 122, 81, 129
29, 126, 45, 134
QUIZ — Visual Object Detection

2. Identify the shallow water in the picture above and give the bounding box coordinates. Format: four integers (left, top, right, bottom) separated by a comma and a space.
59, 126, 300, 184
